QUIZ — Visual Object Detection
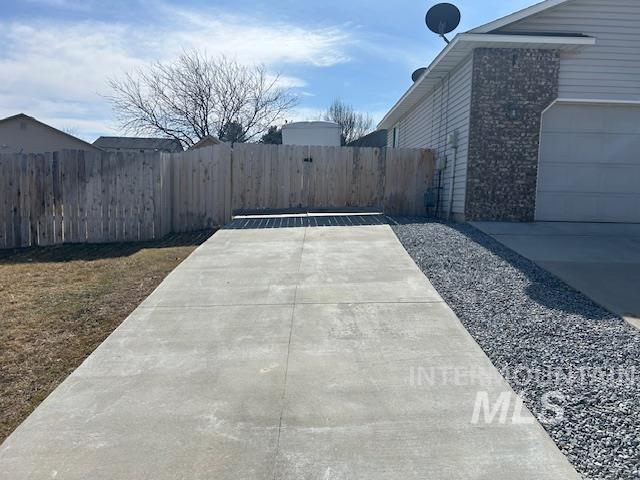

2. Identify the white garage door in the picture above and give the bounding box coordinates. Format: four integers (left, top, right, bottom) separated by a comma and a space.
536, 103, 640, 223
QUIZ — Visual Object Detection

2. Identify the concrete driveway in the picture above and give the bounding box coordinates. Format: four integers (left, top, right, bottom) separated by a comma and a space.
0, 221, 578, 479
472, 222, 640, 328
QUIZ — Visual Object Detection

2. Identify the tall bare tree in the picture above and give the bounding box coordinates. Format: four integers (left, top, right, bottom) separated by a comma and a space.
107, 52, 297, 147
323, 99, 373, 145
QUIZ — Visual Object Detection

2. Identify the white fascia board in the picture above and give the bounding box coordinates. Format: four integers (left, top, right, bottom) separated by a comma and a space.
458, 33, 595, 47
468, 0, 573, 34
557, 98, 640, 105
541, 98, 640, 118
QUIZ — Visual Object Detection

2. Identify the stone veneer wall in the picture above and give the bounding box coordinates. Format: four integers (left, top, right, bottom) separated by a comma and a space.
465, 48, 560, 221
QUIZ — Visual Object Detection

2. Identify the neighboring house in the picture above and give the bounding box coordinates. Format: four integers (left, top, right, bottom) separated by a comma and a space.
379, 0, 640, 223
188, 135, 222, 150
93, 136, 183, 153
347, 130, 388, 148
0, 113, 102, 154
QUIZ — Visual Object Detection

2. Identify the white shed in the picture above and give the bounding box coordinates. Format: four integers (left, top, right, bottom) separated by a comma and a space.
282, 121, 342, 147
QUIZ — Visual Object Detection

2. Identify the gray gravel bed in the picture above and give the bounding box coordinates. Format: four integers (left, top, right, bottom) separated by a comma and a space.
390, 218, 640, 480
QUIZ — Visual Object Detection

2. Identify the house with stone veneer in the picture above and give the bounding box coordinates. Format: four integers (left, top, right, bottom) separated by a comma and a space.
379, 0, 640, 223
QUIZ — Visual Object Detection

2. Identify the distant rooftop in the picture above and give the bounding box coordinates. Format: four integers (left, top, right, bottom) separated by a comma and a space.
347, 129, 388, 148
282, 121, 341, 130
93, 136, 183, 152
188, 135, 222, 150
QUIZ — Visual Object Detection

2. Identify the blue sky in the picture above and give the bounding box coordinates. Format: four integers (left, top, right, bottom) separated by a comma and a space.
0, 0, 537, 141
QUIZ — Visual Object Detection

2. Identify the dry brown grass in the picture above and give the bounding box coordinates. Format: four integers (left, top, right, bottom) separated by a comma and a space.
0, 231, 214, 443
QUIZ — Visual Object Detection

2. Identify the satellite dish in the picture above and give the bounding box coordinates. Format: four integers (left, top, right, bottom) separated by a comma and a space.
426, 3, 461, 44
412, 68, 427, 82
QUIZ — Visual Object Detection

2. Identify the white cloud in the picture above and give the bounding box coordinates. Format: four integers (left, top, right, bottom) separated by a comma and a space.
0, 5, 353, 140
163, 6, 351, 68
0, 22, 146, 100
268, 75, 307, 89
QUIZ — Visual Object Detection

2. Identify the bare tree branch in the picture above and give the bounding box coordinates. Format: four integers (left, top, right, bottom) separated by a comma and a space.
106, 51, 298, 148
323, 99, 373, 145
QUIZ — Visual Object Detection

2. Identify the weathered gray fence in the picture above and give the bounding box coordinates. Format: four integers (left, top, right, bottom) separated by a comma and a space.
0, 144, 434, 249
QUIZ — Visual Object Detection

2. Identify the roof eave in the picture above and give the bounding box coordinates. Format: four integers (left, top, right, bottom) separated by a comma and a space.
378, 33, 595, 130
378, 34, 463, 130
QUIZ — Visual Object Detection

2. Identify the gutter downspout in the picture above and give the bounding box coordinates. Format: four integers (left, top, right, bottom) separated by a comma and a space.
447, 131, 459, 221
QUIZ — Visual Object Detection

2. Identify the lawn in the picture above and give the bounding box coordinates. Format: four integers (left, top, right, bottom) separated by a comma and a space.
0, 231, 214, 443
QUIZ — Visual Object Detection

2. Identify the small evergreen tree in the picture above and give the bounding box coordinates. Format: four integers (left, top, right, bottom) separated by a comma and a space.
259, 126, 283, 144
219, 121, 247, 144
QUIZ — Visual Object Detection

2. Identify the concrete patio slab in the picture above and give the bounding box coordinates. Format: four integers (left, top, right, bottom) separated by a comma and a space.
472, 221, 640, 324
0, 223, 579, 479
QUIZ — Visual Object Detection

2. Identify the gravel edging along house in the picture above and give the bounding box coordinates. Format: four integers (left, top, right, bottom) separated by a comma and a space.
389, 219, 640, 480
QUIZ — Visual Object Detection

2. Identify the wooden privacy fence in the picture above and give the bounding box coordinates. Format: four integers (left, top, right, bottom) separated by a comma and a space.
0, 145, 434, 249
0, 151, 173, 249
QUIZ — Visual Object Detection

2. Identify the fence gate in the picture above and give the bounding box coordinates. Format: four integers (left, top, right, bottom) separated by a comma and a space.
230, 144, 431, 216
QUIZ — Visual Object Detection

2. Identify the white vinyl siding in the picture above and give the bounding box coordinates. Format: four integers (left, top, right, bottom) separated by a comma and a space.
393, 55, 473, 216
496, 0, 640, 101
